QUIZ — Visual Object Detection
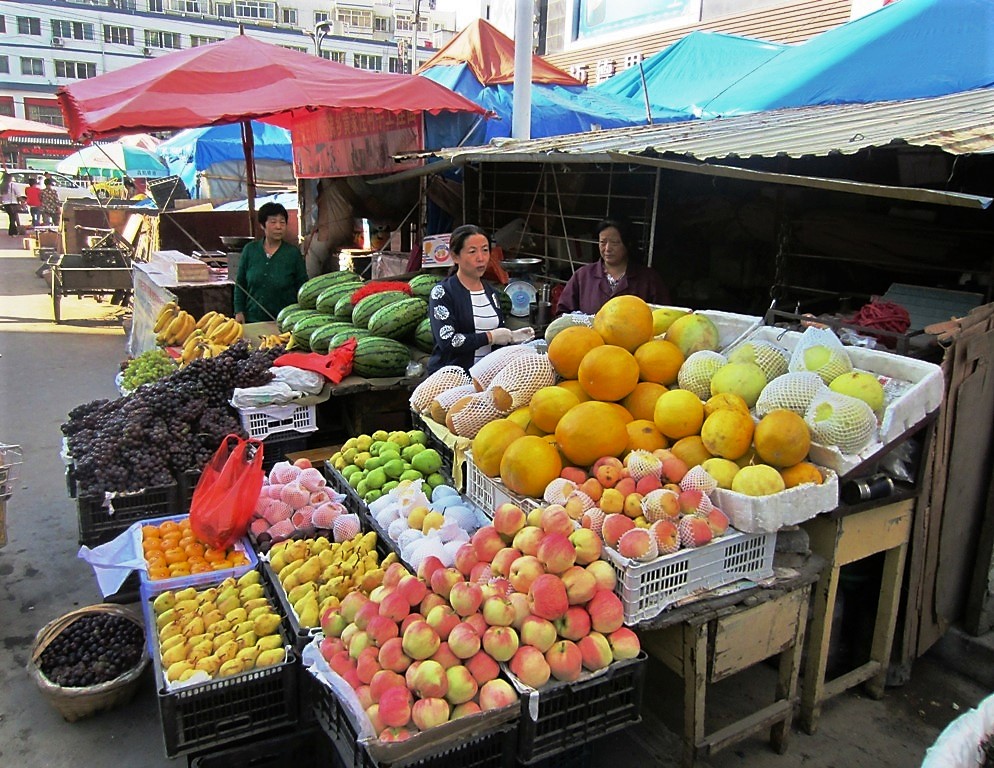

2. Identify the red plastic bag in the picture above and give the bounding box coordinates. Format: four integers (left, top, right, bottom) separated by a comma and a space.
274, 338, 357, 384
190, 434, 265, 549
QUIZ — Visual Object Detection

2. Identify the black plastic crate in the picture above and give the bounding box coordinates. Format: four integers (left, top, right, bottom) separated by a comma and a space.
65, 463, 77, 499
261, 432, 311, 473
178, 467, 200, 514
77, 482, 179, 547
310, 672, 516, 768
322, 464, 365, 516
518, 745, 591, 768
516, 652, 647, 764
188, 725, 339, 768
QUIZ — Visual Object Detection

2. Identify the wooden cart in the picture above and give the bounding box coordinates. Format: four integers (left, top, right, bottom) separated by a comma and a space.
50, 251, 133, 323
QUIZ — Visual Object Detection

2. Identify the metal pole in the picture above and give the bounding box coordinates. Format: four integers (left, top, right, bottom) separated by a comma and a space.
512, 0, 533, 139
411, 0, 422, 74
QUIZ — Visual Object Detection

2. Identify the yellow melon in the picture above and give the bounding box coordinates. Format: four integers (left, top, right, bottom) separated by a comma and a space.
529, 386, 580, 433
471, 419, 526, 478
557, 379, 591, 403
700, 408, 754, 461
633, 339, 684, 385
622, 382, 668, 422
555, 401, 630, 467
578, 345, 640, 402
704, 392, 750, 418
670, 435, 712, 468
753, 409, 811, 467
547, 326, 604, 379
506, 407, 532, 431
626, 420, 668, 453
593, 295, 654, 352
780, 461, 824, 488
653, 389, 704, 440
500, 436, 563, 498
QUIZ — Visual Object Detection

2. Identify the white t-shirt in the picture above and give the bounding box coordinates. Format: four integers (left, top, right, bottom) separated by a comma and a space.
471, 289, 500, 363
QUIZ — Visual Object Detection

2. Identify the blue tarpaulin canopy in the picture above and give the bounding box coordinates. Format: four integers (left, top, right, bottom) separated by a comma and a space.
594, 31, 786, 116
701, 0, 994, 117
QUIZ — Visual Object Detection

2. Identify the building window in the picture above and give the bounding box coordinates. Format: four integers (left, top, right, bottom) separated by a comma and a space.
190, 35, 221, 47
0, 100, 13, 118
21, 57, 44, 76
396, 15, 411, 31
52, 20, 96, 40
314, 11, 329, 24
325, 50, 345, 63
26, 103, 64, 125
337, 9, 372, 29
353, 53, 382, 71
388, 56, 409, 74
0, 17, 6, 34
216, 2, 233, 17
145, 30, 182, 49
235, 1, 276, 21
115, 0, 138, 9
374, 16, 390, 32
279, 44, 307, 53
56, 60, 97, 79
104, 25, 135, 45
0, 56, 8, 75
165, 0, 202, 11
18, 17, 42, 35
281, 7, 297, 25
147, 0, 163, 11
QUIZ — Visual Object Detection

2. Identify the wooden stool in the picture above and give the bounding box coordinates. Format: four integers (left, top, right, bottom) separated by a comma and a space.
799, 499, 913, 733
641, 578, 814, 767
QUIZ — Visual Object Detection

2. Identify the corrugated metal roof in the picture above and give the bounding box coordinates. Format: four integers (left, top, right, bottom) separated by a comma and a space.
425, 88, 994, 164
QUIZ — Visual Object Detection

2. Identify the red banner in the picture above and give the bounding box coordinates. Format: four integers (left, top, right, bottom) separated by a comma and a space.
292, 110, 424, 178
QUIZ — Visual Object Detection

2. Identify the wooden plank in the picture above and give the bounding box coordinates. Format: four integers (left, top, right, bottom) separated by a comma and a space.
833, 500, 913, 565
711, 591, 804, 682
700, 700, 794, 755
800, 562, 840, 734
867, 542, 909, 697
639, 625, 684, 675
771, 584, 810, 752
682, 624, 708, 768
823, 661, 883, 699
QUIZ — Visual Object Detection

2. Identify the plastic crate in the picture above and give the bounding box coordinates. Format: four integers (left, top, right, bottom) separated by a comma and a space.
519, 744, 591, 768
188, 726, 339, 768
238, 403, 318, 440
603, 530, 776, 625
513, 653, 647, 764
77, 482, 179, 547
310, 671, 517, 768
464, 451, 541, 518
145, 581, 299, 758
322, 464, 366, 516
261, 432, 311, 473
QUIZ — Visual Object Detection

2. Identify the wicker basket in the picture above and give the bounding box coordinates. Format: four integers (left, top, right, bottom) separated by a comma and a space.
27, 603, 149, 722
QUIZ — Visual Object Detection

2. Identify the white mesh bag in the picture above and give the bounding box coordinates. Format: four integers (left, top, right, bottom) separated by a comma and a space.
677, 350, 727, 400
410, 366, 472, 413
429, 383, 477, 424
543, 477, 577, 505
446, 390, 507, 438
727, 339, 790, 382
804, 391, 878, 454
488, 354, 557, 412
755, 372, 829, 417
679, 465, 718, 494
788, 326, 854, 384
469, 345, 537, 391
624, 450, 663, 482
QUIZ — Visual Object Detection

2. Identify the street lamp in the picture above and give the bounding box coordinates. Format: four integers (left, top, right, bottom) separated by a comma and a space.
303, 20, 334, 57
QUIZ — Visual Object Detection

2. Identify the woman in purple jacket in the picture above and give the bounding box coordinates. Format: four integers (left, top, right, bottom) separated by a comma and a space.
556, 218, 668, 315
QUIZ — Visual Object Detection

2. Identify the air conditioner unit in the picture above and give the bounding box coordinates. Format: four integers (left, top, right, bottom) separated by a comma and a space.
52, 37, 64, 47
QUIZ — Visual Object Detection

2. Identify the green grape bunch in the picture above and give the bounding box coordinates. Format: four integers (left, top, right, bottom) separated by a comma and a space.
121, 349, 178, 391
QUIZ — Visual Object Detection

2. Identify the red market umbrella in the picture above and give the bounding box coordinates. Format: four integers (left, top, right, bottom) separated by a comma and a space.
0, 115, 68, 139
56, 33, 488, 227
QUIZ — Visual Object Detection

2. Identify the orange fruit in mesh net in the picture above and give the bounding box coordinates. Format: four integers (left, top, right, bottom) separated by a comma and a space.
594, 295, 654, 352
779, 461, 824, 488
633, 339, 684, 385
622, 382, 667, 422
578, 345, 640, 402
753, 409, 811, 467
529, 386, 580, 433
547, 326, 604, 379
700, 408, 755, 460
653, 389, 704, 439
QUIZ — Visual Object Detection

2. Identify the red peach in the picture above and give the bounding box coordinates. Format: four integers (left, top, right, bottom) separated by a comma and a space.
478, 678, 518, 710
509, 645, 551, 689
554, 605, 592, 642
378, 686, 412, 728
425, 604, 460, 640
536, 532, 577, 574
465, 649, 500, 686
586, 590, 625, 634
492, 504, 527, 541
511, 525, 546, 556
508, 555, 545, 594
490, 547, 522, 578
568, 528, 603, 566
560, 565, 598, 605
471, 526, 505, 563
601, 513, 635, 548
412, 697, 451, 731
545, 640, 583, 682
430, 641, 461, 670
482, 625, 520, 663
577, 631, 613, 671
528, 573, 569, 622
396, 574, 428, 607
377, 638, 412, 675
369, 669, 406, 703
560, 466, 588, 485
607, 627, 641, 661
453, 543, 479, 577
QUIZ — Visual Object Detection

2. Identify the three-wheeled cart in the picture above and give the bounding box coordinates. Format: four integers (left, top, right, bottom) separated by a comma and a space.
50, 247, 133, 323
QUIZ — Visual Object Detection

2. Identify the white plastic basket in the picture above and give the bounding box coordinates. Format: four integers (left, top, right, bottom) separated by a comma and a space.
602, 529, 776, 624
0, 443, 23, 499
464, 450, 541, 517
237, 403, 318, 440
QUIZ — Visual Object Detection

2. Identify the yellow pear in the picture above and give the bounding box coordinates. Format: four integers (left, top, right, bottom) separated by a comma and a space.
255, 634, 283, 652
166, 660, 194, 683
218, 658, 245, 677
256, 648, 287, 668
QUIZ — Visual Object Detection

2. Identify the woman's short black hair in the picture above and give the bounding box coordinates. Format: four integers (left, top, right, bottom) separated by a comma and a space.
258, 202, 289, 225
448, 224, 490, 256
595, 217, 640, 261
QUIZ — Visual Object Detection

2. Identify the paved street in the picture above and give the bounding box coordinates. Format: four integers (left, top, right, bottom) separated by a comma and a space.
0, 231, 989, 767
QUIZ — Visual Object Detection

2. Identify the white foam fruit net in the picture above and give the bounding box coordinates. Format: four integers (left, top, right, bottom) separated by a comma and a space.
446, 390, 507, 438
489, 354, 557, 412
624, 450, 662, 482
755, 371, 829, 417
677, 350, 727, 400
469, 345, 536, 391
728, 339, 790, 382
429, 383, 477, 423
679, 465, 718, 494
410, 365, 472, 413
804, 391, 878, 454
788, 326, 854, 384
543, 477, 576, 505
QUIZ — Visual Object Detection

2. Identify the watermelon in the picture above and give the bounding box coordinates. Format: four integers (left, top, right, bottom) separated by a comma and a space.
334, 294, 357, 321
329, 328, 373, 349
352, 337, 411, 378
315, 281, 363, 315
413, 317, 434, 353
279, 308, 320, 334
352, 290, 410, 329
291, 314, 335, 350
408, 273, 443, 299
367, 297, 426, 341
496, 291, 512, 316
297, 271, 362, 309
276, 303, 301, 326
309, 322, 356, 354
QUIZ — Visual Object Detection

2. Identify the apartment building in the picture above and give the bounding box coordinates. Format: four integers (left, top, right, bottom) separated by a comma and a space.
0, 0, 459, 125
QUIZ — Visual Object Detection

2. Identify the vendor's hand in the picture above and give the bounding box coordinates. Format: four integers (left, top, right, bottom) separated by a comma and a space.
489, 327, 514, 346
511, 327, 535, 344
234, 312, 245, 324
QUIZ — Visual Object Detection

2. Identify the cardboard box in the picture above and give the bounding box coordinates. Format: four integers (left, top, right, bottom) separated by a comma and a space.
422, 233, 451, 267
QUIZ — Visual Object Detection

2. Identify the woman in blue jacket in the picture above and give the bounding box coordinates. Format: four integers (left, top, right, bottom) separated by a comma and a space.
426, 224, 532, 374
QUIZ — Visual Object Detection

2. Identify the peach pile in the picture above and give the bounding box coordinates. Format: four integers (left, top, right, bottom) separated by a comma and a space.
249, 458, 349, 547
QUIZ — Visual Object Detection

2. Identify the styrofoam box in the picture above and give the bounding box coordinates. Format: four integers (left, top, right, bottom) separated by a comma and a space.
602, 529, 776, 624
730, 325, 944, 476
712, 468, 839, 533
647, 305, 764, 353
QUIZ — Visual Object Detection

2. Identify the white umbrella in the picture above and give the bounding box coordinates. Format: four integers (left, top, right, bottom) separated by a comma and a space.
56, 142, 168, 179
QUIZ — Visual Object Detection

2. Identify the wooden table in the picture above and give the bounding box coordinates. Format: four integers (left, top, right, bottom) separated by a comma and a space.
799, 497, 914, 733
637, 555, 823, 767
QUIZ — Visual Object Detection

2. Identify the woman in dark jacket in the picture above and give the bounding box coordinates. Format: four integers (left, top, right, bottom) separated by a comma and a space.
427, 224, 533, 374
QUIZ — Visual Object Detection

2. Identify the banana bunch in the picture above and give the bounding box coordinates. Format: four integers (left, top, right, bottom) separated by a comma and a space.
156, 309, 197, 347
179, 331, 229, 366
269, 532, 391, 628
203, 314, 244, 346
258, 332, 292, 351
150, 570, 288, 684
153, 302, 179, 333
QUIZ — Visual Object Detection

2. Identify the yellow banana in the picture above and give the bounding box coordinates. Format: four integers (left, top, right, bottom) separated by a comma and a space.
205, 314, 228, 335
173, 312, 197, 346
221, 322, 243, 345
208, 318, 233, 342
183, 329, 205, 355
163, 312, 189, 345
196, 311, 218, 331
153, 302, 179, 333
